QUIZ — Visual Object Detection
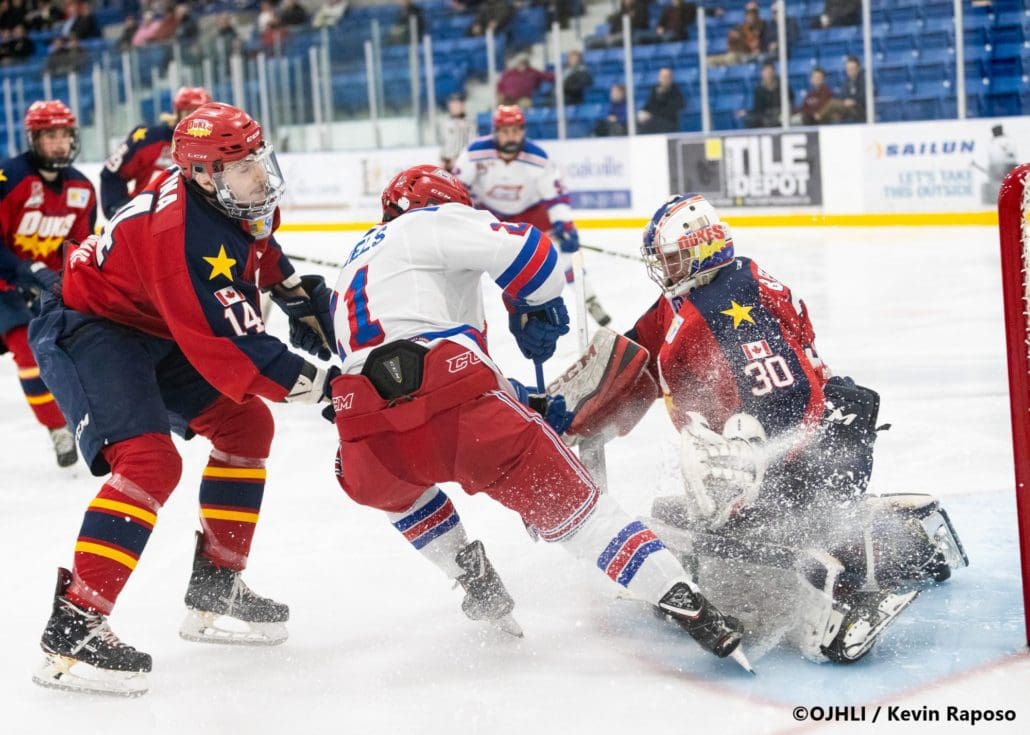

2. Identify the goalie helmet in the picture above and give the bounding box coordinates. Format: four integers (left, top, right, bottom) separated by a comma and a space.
24, 100, 79, 171
381, 164, 472, 221
172, 86, 213, 114
172, 103, 285, 222
641, 194, 734, 296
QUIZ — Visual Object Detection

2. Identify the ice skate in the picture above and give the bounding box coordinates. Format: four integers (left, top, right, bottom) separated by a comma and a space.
454, 540, 523, 637
48, 426, 78, 468
585, 295, 612, 327
822, 588, 918, 663
179, 532, 289, 646
32, 568, 151, 697
658, 581, 752, 671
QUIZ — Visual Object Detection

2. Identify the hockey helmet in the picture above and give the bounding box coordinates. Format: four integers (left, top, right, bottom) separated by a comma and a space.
173, 86, 213, 114
492, 105, 525, 156
493, 104, 525, 129
24, 100, 79, 171
642, 194, 734, 295
172, 103, 285, 222
381, 164, 472, 222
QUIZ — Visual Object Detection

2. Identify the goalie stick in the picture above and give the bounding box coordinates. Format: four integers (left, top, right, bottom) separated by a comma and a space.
571, 250, 609, 491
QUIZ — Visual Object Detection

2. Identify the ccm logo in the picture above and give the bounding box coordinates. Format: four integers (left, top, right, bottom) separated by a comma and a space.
333, 393, 354, 412
446, 351, 482, 373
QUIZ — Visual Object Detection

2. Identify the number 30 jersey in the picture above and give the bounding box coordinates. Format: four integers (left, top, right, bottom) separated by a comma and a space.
331, 203, 565, 375
627, 257, 831, 438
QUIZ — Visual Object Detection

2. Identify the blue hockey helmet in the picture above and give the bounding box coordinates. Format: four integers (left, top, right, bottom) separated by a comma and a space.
641, 193, 734, 295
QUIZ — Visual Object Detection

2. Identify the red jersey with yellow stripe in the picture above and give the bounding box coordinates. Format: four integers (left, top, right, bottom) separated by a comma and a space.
627, 257, 830, 439
0, 151, 97, 287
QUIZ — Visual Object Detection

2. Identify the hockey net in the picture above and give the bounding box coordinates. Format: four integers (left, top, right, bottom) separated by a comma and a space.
998, 162, 1030, 646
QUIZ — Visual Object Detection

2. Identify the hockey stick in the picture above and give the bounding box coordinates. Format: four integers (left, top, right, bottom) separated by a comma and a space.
571, 250, 609, 492
282, 252, 346, 270
580, 243, 644, 263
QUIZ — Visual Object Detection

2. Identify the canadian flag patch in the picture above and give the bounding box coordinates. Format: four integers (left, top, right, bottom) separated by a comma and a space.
214, 285, 244, 307
741, 339, 772, 360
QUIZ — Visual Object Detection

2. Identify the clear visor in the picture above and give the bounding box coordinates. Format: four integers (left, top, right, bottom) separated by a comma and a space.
211, 144, 285, 221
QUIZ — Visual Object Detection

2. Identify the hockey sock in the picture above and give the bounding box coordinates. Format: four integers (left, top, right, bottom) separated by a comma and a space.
558, 494, 692, 605
387, 487, 468, 578
189, 396, 274, 571
4, 325, 65, 429
197, 450, 266, 571
67, 434, 182, 614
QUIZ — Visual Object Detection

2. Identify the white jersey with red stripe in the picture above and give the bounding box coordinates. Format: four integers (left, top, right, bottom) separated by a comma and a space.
330, 202, 564, 376
452, 136, 572, 230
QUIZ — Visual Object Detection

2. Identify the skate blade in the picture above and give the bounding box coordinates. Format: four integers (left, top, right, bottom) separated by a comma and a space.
838, 590, 919, 661
179, 609, 288, 646
32, 655, 148, 697
729, 647, 756, 674
488, 614, 524, 638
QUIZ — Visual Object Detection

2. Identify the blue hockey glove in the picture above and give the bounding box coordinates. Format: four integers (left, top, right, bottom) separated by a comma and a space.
506, 296, 570, 362
15, 260, 61, 297
509, 379, 576, 435
551, 221, 580, 254
270, 275, 336, 361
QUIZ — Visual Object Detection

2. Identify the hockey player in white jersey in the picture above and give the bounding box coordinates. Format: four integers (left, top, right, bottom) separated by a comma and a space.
452, 104, 612, 327
325, 164, 750, 670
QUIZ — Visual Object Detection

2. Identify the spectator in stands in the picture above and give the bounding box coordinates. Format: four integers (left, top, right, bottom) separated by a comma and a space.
260, 16, 289, 54
547, 0, 577, 31
794, 66, 833, 125
761, 1, 800, 56
587, 0, 650, 48
388, 0, 425, 44
468, 0, 514, 38
563, 49, 592, 105
60, 0, 98, 40
132, 4, 178, 48
655, 0, 697, 43
0, 1, 27, 32
45, 31, 87, 74
497, 54, 553, 107
117, 14, 138, 52
815, 0, 861, 28
737, 60, 792, 128
816, 55, 865, 123
312, 0, 349, 30
1, 22, 35, 63
638, 67, 684, 134
438, 93, 473, 171
593, 82, 627, 137
174, 3, 197, 44
256, 0, 277, 33
708, 2, 764, 66
279, 0, 310, 28
25, 0, 61, 32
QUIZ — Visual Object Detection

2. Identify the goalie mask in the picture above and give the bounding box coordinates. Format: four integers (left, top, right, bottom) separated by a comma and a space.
172, 103, 285, 223
25, 100, 80, 172
642, 194, 734, 296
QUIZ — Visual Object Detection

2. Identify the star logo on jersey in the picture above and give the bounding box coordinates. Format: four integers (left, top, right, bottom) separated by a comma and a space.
721, 300, 755, 329
203, 245, 237, 281
132, 127, 148, 142
0, 169, 6, 183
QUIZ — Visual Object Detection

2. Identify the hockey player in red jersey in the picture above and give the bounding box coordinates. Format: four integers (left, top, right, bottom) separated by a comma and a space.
453, 104, 612, 327
0, 100, 96, 468
28, 103, 337, 696
577, 193, 968, 663
99, 86, 213, 219
326, 165, 750, 671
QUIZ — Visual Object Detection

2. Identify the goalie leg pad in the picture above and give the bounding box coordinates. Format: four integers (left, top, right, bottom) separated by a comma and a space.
864, 493, 969, 584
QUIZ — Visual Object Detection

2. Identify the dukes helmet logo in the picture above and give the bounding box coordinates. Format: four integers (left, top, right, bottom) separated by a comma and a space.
185, 119, 213, 137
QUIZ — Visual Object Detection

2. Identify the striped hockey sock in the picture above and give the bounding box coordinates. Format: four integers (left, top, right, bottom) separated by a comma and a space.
388, 487, 468, 578
197, 452, 266, 571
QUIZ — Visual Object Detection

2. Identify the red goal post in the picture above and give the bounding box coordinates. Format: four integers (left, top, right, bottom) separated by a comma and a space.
998, 162, 1030, 647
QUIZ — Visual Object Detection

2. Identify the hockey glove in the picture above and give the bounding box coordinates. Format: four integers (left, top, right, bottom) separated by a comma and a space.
506, 296, 570, 362
15, 260, 62, 297
509, 379, 576, 434
680, 412, 767, 530
285, 362, 341, 404
269, 275, 336, 361
551, 221, 580, 254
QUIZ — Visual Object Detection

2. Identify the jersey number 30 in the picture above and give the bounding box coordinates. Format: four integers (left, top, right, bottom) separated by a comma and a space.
744, 355, 795, 396
344, 266, 385, 351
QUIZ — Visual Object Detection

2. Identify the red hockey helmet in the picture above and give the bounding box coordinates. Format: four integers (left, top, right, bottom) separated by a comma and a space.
172, 103, 285, 221
381, 164, 471, 221
492, 104, 525, 130
24, 100, 79, 170
173, 86, 213, 114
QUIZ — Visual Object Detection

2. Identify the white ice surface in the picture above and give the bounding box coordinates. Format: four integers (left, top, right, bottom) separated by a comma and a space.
2, 226, 1028, 734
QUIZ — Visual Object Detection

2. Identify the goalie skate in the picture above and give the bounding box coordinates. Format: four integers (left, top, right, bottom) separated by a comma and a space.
179, 533, 289, 646
455, 540, 523, 637
823, 589, 919, 664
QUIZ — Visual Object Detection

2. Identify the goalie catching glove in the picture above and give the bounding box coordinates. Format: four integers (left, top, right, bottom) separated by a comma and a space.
680, 412, 768, 530
269, 274, 336, 360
